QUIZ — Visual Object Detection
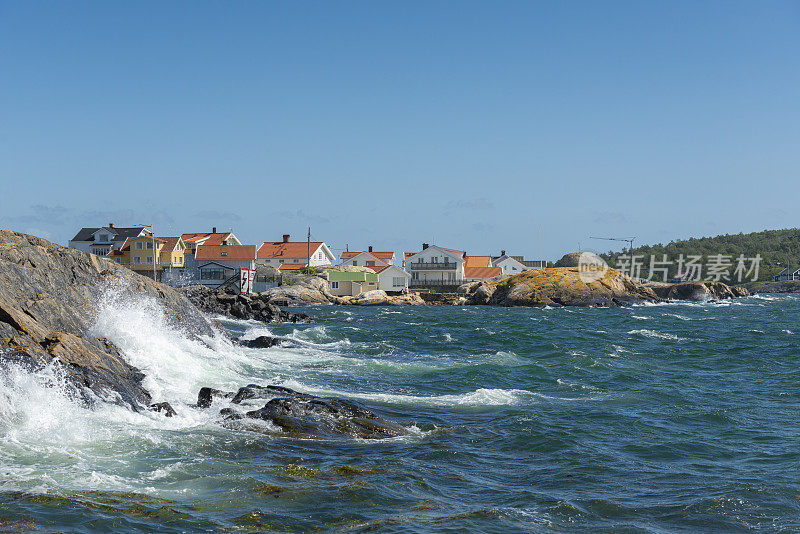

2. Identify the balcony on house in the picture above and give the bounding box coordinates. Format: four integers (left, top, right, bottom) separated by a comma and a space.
408, 261, 457, 271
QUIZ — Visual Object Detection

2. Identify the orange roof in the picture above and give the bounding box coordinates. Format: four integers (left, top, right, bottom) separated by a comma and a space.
464, 266, 502, 278
369, 265, 391, 274
156, 236, 181, 251
340, 251, 395, 260
195, 244, 255, 261
181, 232, 232, 246
465, 255, 492, 268
279, 263, 308, 270
404, 252, 415, 259
258, 241, 324, 259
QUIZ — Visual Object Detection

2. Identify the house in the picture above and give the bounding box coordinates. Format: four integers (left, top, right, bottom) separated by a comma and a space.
402, 244, 501, 285
327, 271, 379, 297
403, 244, 467, 285
340, 246, 396, 267
113, 235, 186, 282
69, 223, 152, 256
369, 265, 411, 293
256, 234, 335, 270
193, 244, 256, 288
491, 251, 545, 275
774, 267, 800, 282
463, 255, 502, 282
180, 228, 242, 253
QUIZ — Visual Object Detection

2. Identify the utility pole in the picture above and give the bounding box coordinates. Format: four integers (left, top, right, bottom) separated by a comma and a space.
307, 226, 311, 274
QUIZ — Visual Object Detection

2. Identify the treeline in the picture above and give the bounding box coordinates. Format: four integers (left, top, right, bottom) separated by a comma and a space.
599, 229, 800, 282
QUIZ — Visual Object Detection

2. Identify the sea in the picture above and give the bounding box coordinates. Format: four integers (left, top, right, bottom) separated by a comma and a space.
0, 291, 798, 532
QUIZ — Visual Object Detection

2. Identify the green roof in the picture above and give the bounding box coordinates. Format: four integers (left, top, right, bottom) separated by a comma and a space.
326, 271, 379, 283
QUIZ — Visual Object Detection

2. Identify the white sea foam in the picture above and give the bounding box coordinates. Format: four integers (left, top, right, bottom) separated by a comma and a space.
627, 329, 684, 341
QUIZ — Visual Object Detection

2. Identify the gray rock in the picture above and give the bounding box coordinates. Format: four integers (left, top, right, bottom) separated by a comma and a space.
0, 230, 213, 410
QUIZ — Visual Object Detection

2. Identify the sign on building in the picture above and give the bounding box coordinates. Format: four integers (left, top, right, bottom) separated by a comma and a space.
240, 268, 254, 294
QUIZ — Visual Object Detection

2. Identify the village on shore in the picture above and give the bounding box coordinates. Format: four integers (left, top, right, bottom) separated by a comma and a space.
68, 223, 547, 297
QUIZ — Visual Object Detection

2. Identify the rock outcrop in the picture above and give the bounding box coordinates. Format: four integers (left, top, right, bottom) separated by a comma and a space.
333, 290, 425, 306
180, 285, 310, 323
465, 267, 659, 307
198, 384, 408, 440
0, 230, 213, 410
645, 281, 749, 300
739, 280, 800, 294
260, 275, 333, 305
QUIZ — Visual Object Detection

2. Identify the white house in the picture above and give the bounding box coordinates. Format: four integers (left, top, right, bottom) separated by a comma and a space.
69, 224, 152, 256
256, 234, 335, 270
403, 244, 466, 285
492, 251, 546, 275
370, 265, 411, 293
340, 246, 395, 267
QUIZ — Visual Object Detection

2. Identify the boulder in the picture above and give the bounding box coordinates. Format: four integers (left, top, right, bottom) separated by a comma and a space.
349, 290, 389, 306
201, 384, 408, 440
197, 387, 235, 408
0, 230, 214, 410
150, 401, 177, 417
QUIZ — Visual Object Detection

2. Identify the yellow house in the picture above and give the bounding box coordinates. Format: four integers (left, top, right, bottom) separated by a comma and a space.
112, 236, 186, 281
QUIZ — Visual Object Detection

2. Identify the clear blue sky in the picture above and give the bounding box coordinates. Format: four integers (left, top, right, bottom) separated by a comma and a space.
1, 1, 798, 260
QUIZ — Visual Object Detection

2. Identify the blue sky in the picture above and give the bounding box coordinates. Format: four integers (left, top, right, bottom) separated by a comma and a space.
1, 1, 798, 260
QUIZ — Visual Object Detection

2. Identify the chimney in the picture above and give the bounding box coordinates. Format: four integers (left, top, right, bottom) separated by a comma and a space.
283, 234, 290, 243
108, 222, 114, 228
501, 250, 506, 256
422, 243, 429, 250
368, 245, 373, 253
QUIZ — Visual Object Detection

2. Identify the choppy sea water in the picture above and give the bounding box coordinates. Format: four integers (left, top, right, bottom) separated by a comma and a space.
1, 293, 799, 532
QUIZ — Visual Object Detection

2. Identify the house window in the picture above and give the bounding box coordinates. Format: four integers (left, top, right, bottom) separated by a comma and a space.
444, 257, 449, 264
352, 260, 358, 266
392, 277, 405, 287
331, 281, 339, 289
366, 261, 375, 266
146, 241, 154, 250
116, 258, 121, 263
279, 260, 285, 264
293, 259, 299, 263
136, 241, 143, 250
146, 256, 153, 264
221, 251, 227, 257
134, 256, 141, 264
368, 282, 375, 286
200, 268, 226, 280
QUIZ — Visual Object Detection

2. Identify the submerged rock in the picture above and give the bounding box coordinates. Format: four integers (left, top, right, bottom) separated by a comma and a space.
236, 335, 292, 349
197, 384, 408, 439
0, 230, 214, 410
150, 402, 177, 417
197, 387, 235, 408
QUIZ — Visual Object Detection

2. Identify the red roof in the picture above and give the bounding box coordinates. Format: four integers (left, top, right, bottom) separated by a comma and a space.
195, 244, 255, 261
278, 263, 308, 270
464, 266, 502, 278
181, 232, 233, 246
369, 265, 390, 274
258, 241, 325, 259
340, 251, 395, 261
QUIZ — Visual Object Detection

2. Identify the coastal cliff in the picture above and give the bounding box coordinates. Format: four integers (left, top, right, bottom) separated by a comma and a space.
0, 230, 213, 410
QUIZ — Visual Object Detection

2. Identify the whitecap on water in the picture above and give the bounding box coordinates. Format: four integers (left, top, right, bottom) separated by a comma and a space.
627, 329, 684, 341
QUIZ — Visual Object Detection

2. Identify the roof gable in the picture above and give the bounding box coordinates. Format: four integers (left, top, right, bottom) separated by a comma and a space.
405, 245, 465, 263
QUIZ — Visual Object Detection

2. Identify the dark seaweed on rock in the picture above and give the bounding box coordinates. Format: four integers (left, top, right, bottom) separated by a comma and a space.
179, 285, 311, 323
